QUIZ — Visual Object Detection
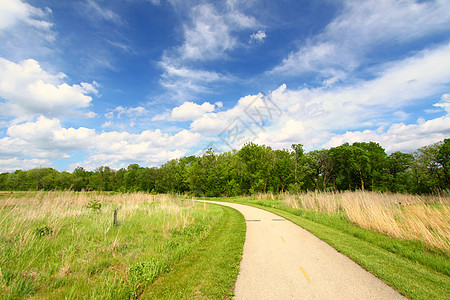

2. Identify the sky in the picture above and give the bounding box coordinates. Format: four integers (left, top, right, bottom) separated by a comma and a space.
0, 0, 449, 172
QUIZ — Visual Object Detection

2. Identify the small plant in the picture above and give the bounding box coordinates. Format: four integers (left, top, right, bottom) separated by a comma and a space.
35, 225, 52, 237
86, 199, 102, 212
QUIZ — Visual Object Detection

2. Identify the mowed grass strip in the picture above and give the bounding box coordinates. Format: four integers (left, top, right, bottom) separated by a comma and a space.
143, 204, 246, 299
215, 197, 450, 300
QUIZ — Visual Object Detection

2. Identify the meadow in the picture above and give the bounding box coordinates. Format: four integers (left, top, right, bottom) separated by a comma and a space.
279, 191, 450, 253
0, 191, 245, 299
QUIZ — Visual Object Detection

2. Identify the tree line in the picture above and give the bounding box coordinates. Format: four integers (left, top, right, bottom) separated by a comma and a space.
1, 139, 448, 195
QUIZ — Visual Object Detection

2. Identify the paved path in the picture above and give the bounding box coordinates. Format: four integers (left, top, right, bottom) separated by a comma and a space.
202, 201, 405, 300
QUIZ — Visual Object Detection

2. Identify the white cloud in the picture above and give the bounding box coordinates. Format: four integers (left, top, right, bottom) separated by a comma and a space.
0, 0, 52, 31
180, 4, 258, 61
323, 112, 450, 153
249, 30, 266, 43
157, 2, 258, 98
105, 106, 148, 119
171, 101, 216, 121
6, 116, 96, 151
189, 93, 268, 134
271, 0, 450, 77
271, 43, 450, 133
74, 128, 201, 170
0, 158, 52, 172
186, 43, 450, 153
0, 115, 202, 171
158, 59, 230, 98
0, 58, 97, 120
0, 0, 55, 62
82, 0, 123, 25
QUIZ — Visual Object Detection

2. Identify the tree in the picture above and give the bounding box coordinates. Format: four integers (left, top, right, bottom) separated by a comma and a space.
412, 142, 443, 193
352, 142, 387, 191
386, 151, 414, 192
72, 167, 89, 191
238, 143, 274, 194
271, 149, 294, 192
436, 138, 450, 187
317, 149, 333, 191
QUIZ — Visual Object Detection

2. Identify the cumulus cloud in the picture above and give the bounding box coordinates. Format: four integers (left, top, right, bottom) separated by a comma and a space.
187, 44, 450, 153
0, 116, 96, 168
0, 115, 202, 171
189, 93, 273, 135
152, 101, 221, 122
0, 58, 98, 120
171, 101, 217, 121
249, 30, 266, 43
69, 129, 201, 170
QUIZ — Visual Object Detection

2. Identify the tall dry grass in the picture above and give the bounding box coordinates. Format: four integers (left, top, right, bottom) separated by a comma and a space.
281, 191, 450, 252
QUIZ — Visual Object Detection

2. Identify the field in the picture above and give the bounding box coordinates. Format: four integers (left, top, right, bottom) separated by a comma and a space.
280, 191, 450, 253
0, 191, 245, 299
1, 190, 449, 299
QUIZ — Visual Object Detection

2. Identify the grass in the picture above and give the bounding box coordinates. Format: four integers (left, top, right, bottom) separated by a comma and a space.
209, 191, 450, 300
0, 191, 245, 299
281, 191, 450, 252
143, 203, 246, 299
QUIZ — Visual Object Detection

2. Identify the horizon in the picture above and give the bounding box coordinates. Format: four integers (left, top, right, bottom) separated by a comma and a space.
1, 0, 449, 172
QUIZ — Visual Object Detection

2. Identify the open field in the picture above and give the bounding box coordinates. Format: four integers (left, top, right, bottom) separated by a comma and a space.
0, 191, 244, 299
279, 191, 450, 253
211, 191, 450, 299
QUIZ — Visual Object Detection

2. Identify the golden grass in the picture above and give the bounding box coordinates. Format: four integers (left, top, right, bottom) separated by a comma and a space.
281, 191, 450, 252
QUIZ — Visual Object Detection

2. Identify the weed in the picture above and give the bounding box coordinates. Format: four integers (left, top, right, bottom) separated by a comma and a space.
35, 225, 53, 237
86, 199, 102, 212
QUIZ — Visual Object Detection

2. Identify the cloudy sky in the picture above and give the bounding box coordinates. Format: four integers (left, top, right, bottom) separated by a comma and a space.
0, 0, 449, 172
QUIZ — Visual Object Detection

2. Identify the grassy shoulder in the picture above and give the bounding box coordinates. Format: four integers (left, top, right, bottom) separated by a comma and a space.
210, 196, 450, 300
0, 192, 228, 299
143, 203, 246, 299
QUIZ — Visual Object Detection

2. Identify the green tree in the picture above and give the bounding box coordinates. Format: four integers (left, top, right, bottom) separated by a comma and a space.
436, 138, 450, 187
412, 142, 443, 193
386, 151, 414, 193
238, 143, 275, 194
271, 149, 294, 192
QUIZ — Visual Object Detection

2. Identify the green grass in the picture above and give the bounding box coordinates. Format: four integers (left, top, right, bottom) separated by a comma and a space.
208, 196, 450, 300
0, 192, 234, 299
143, 203, 246, 299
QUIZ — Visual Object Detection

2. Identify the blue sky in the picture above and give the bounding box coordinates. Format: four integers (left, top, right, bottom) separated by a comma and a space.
0, 0, 449, 172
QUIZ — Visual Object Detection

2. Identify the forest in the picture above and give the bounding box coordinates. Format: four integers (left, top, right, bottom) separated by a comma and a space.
0, 139, 448, 196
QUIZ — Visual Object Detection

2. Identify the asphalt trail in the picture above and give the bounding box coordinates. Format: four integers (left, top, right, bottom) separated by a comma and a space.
203, 201, 405, 300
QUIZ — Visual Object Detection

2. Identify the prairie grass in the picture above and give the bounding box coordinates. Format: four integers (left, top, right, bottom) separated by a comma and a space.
279, 191, 450, 253
0, 191, 221, 299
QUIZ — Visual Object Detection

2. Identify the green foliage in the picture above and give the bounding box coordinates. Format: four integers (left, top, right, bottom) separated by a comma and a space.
34, 225, 53, 237
0, 139, 448, 195
86, 199, 102, 212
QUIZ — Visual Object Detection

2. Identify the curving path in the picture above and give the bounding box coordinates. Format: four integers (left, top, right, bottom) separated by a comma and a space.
202, 201, 405, 300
